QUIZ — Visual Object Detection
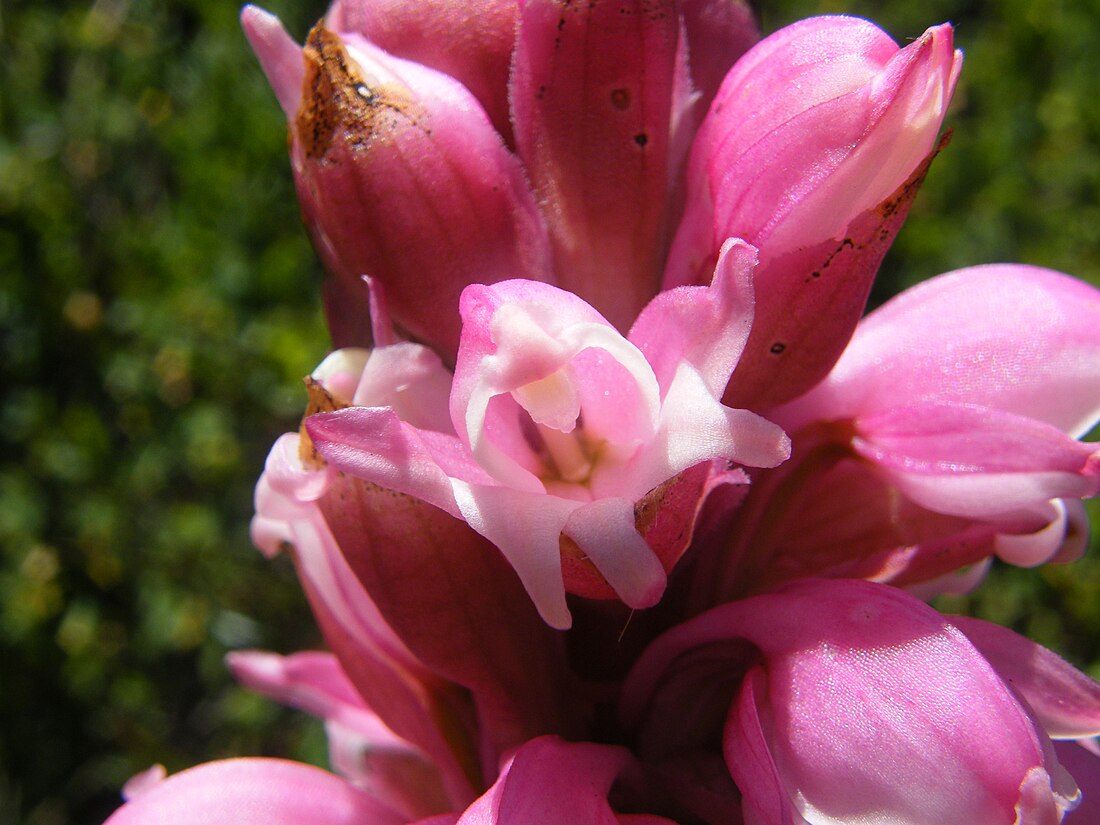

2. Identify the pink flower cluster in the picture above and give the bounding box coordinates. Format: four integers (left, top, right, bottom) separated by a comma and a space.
107, 2, 1100, 823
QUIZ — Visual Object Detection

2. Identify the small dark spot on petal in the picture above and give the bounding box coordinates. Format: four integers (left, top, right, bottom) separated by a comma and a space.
610, 88, 630, 109
633, 132, 648, 147
770, 342, 786, 355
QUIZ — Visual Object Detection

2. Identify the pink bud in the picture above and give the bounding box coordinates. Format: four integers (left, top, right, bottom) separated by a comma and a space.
510, 0, 689, 330
622, 579, 1083, 825
666, 16, 961, 407
243, 10, 551, 357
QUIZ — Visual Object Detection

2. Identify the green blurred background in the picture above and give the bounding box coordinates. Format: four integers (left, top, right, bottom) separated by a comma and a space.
1, 0, 1098, 822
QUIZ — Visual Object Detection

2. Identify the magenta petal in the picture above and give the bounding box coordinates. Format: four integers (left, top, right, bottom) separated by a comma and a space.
630, 238, 757, 398
315, 469, 580, 769
454, 737, 657, 825
668, 17, 959, 407
850, 402, 1100, 518
1058, 741, 1100, 824
953, 617, 1100, 740
511, 0, 682, 328
292, 27, 550, 354
623, 580, 1077, 824
779, 264, 1100, 436
241, 6, 304, 119
103, 759, 405, 825
326, 0, 519, 138
677, 0, 759, 113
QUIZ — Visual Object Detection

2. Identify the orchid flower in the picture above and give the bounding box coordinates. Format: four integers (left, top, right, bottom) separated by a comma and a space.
621, 579, 1100, 824
307, 242, 790, 629
103, 3, 1100, 823
693, 264, 1100, 604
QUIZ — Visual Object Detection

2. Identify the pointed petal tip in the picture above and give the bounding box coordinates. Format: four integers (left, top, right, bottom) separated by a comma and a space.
240, 5, 303, 120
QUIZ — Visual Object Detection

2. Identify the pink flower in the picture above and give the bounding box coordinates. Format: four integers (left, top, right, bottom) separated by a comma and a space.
621, 579, 1098, 824
104, 3, 1100, 823
307, 243, 790, 628
697, 264, 1100, 603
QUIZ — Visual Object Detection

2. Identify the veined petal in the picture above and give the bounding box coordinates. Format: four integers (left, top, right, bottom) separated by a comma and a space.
307, 406, 492, 517
622, 580, 1078, 825
316, 470, 579, 768
677, 0, 759, 113
511, 0, 683, 328
667, 17, 959, 408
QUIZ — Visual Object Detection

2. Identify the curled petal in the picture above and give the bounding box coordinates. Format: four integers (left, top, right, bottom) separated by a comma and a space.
1058, 741, 1100, 824
630, 238, 757, 398
849, 402, 1100, 518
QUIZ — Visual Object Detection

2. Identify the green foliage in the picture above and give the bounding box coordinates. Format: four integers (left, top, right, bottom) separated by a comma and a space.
1, 1, 1097, 822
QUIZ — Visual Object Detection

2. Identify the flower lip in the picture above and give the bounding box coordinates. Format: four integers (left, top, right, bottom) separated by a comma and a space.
458, 283, 665, 497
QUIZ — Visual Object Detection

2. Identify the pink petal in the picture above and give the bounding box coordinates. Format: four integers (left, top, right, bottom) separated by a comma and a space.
103, 759, 405, 825
996, 499, 1090, 567
677, 0, 759, 114
453, 737, 659, 825
511, 0, 683, 328
1058, 740, 1100, 824
227, 650, 451, 820
623, 580, 1075, 824
451, 479, 579, 629
850, 402, 1100, 518
630, 238, 757, 398
778, 264, 1100, 436
668, 17, 959, 407
315, 469, 580, 768
307, 407, 491, 516
563, 497, 667, 610
952, 618, 1100, 740
241, 6, 304, 119
291, 25, 550, 354
253, 434, 479, 806
326, 0, 519, 139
